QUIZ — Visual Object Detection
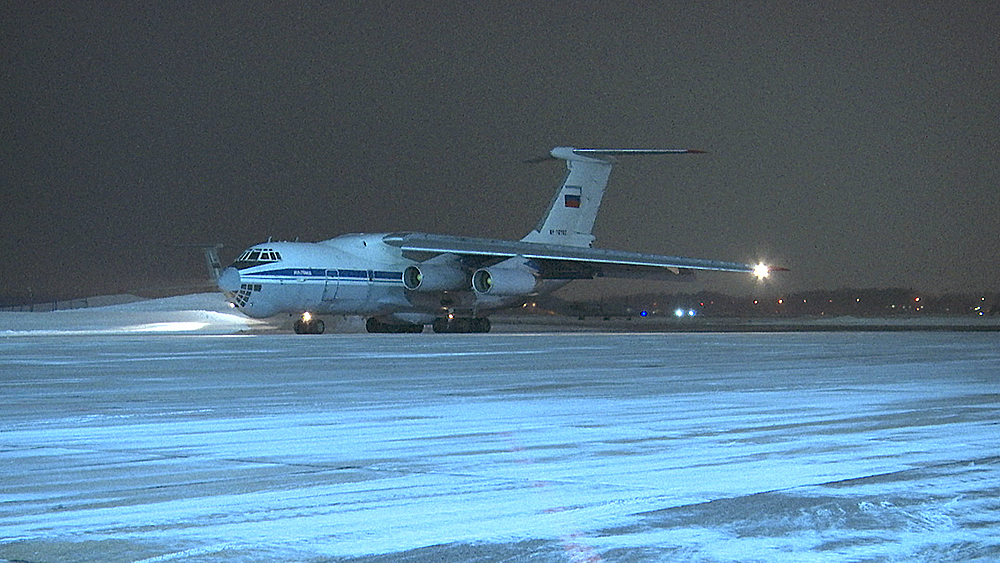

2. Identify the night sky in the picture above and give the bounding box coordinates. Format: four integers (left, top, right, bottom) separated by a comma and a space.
5, 2, 998, 300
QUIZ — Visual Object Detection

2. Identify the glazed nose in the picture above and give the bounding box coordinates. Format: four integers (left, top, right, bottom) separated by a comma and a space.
217, 267, 241, 293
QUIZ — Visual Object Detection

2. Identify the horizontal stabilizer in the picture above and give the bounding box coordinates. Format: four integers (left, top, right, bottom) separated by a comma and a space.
569, 148, 706, 156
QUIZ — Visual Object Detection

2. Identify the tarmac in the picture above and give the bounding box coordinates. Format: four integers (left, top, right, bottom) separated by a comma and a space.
1, 297, 999, 561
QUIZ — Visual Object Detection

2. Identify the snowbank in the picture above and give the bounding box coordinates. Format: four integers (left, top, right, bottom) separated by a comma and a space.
0, 293, 265, 336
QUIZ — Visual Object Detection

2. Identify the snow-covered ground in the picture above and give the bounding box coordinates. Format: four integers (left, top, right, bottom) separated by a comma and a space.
0, 293, 265, 336
1, 303, 998, 561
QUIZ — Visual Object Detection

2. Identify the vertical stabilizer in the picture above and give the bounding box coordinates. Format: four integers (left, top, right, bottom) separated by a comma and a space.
521, 147, 704, 248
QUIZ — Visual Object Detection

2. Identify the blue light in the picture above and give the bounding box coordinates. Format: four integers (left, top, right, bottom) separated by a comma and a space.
640, 310, 648, 317
688, 309, 697, 317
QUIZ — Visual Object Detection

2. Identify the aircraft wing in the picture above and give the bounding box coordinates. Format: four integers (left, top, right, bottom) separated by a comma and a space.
382, 232, 772, 280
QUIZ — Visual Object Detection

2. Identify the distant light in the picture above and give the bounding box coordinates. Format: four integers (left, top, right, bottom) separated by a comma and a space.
674, 308, 685, 318
640, 310, 648, 317
753, 263, 770, 280
688, 309, 697, 317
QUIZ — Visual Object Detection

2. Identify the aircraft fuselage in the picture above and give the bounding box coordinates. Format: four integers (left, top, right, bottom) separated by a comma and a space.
217, 234, 543, 328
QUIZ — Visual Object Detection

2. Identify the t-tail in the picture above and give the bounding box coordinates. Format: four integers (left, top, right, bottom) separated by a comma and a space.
521, 147, 705, 248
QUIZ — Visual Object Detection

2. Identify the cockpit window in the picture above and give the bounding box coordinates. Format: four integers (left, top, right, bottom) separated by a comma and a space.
233, 247, 282, 270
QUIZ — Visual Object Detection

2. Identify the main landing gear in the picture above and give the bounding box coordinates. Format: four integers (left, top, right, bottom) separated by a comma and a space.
365, 318, 424, 334
293, 312, 325, 334
292, 313, 491, 334
432, 316, 491, 333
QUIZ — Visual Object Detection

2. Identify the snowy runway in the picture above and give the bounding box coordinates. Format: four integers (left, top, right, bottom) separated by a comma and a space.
2, 331, 999, 561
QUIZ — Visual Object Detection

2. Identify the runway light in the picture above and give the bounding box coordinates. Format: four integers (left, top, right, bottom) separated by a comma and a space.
674, 308, 685, 318
753, 263, 770, 280
640, 310, 648, 317
688, 309, 697, 317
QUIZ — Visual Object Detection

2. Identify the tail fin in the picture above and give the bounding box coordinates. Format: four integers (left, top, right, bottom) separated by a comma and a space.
520, 147, 705, 248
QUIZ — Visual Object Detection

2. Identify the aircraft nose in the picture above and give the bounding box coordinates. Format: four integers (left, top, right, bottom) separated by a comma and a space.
217, 266, 241, 293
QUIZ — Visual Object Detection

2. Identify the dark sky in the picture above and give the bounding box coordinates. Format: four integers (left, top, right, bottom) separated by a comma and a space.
4, 2, 998, 300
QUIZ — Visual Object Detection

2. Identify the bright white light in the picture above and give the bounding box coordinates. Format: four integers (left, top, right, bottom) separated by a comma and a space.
688, 309, 697, 317
753, 263, 770, 280
674, 308, 685, 318
302, 312, 312, 322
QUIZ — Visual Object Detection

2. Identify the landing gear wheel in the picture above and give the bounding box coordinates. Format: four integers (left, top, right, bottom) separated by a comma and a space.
294, 317, 325, 334
432, 317, 491, 333
366, 317, 424, 334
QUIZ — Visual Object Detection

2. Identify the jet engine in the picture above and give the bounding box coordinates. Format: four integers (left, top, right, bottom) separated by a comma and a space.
471, 266, 538, 296
402, 264, 468, 292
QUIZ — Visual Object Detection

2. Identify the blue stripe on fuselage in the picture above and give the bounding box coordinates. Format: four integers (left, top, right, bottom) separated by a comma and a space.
241, 268, 404, 284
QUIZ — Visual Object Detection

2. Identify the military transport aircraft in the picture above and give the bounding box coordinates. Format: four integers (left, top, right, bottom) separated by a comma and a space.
216, 147, 782, 333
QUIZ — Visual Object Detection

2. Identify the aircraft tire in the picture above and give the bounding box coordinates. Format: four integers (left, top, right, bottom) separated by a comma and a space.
432, 317, 491, 333
294, 318, 324, 334
367, 317, 423, 334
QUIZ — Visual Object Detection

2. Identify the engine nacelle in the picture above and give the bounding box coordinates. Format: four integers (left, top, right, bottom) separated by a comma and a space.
471, 266, 539, 296
403, 264, 468, 292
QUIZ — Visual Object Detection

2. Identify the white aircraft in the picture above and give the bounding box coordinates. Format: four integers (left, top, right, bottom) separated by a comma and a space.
216, 147, 782, 333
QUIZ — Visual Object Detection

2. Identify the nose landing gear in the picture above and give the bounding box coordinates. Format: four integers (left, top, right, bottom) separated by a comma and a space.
293, 312, 325, 334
